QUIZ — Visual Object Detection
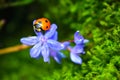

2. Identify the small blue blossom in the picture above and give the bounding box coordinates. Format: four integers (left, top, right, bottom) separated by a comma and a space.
68, 31, 89, 64
20, 24, 65, 63
50, 49, 66, 64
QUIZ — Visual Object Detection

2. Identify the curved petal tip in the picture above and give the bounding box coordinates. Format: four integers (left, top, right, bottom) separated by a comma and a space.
70, 53, 82, 64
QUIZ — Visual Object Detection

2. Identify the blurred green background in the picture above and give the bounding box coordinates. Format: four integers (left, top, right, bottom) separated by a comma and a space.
0, 0, 120, 80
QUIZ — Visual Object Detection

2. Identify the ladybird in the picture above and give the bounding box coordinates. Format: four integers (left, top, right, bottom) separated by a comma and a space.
33, 18, 51, 32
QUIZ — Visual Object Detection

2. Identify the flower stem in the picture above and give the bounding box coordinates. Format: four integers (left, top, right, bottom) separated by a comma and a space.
0, 44, 29, 55
68, 40, 74, 42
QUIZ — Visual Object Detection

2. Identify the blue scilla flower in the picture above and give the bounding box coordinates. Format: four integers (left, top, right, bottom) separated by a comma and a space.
20, 24, 65, 63
67, 31, 89, 64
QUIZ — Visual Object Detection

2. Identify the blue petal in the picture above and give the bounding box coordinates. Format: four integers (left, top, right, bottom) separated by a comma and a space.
30, 42, 42, 58
51, 51, 61, 64
83, 39, 89, 43
54, 57, 61, 64
20, 36, 38, 46
58, 52, 66, 58
34, 30, 43, 36
55, 52, 66, 63
62, 41, 70, 50
49, 31, 58, 40
41, 43, 50, 62
45, 24, 57, 39
70, 53, 82, 64
51, 51, 65, 64
74, 31, 84, 44
71, 45, 84, 54
47, 39, 64, 51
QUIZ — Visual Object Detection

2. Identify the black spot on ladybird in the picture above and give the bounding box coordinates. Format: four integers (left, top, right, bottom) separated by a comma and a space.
46, 26, 48, 29
45, 20, 48, 23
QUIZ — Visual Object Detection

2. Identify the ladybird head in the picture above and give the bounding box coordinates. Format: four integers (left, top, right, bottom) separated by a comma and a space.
33, 18, 51, 32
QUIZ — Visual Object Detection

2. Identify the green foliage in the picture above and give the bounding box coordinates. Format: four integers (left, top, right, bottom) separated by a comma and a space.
0, 0, 120, 80
0, 0, 33, 8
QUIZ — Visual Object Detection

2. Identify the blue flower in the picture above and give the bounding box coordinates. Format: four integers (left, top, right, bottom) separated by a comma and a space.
50, 49, 65, 64
68, 31, 89, 64
20, 24, 65, 63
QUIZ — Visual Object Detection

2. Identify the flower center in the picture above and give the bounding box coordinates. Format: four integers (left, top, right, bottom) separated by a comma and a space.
40, 36, 47, 43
